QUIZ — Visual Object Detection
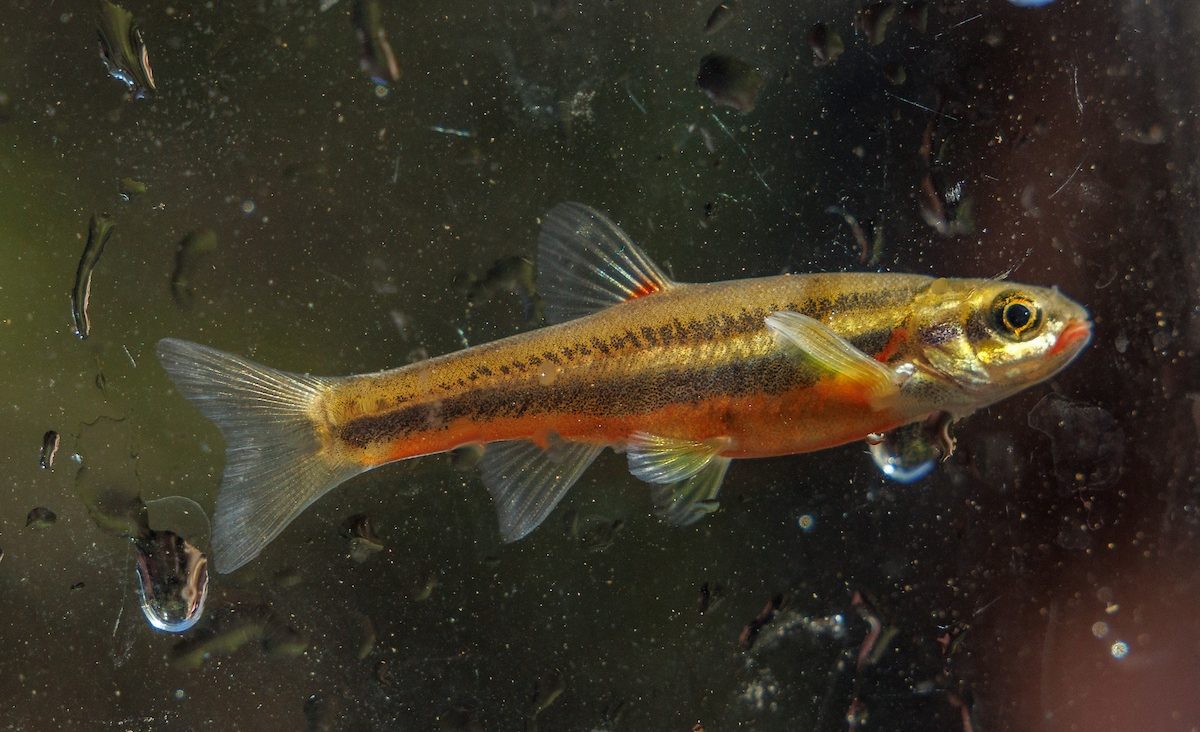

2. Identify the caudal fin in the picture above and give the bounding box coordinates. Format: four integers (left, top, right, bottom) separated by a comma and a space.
157, 339, 361, 574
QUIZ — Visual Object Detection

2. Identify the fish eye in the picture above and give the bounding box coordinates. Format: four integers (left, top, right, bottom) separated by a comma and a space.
992, 292, 1042, 339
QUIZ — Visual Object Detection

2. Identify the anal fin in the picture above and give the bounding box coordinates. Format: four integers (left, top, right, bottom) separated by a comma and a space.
480, 438, 603, 542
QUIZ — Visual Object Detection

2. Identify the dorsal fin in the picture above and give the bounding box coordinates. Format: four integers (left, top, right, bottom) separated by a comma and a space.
537, 203, 675, 324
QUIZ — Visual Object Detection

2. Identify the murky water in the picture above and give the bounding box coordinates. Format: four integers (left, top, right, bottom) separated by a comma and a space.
1, 1, 1197, 730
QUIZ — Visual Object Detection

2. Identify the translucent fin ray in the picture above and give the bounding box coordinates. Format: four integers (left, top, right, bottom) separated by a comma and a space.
764, 311, 900, 409
157, 339, 359, 573
626, 432, 728, 484
480, 438, 603, 542
652, 456, 732, 526
537, 202, 675, 323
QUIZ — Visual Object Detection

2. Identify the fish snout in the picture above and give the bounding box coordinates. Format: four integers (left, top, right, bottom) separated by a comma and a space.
1049, 316, 1093, 359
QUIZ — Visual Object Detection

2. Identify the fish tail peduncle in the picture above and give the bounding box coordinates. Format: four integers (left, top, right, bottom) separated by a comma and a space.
156, 339, 361, 573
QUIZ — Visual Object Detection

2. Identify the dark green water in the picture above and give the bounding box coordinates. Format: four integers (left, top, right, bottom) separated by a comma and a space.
1, 1, 1197, 729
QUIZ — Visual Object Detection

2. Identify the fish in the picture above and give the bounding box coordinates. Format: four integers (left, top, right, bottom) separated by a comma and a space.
157, 203, 1093, 573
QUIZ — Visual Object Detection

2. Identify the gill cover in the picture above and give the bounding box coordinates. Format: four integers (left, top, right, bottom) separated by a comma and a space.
907, 278, 991, 388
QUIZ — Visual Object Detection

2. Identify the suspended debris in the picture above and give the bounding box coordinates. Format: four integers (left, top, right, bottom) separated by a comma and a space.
263, 623, 309, 658
410, 571, 438, 602
856, 2, 897, 46
698, 580, 726, 615
565, 510, 624, 553
356, 614, 376, 660
739, 594, 783, 650
703, 1, 738, 36
902, 1, 929, 32
1028, 394, 1124, 491
696, 53, 765, 114
808, 23, 845, 66
169, 606, 270, 670
883, 62, 907, 86
169, 229, 218, 308
342, 513, 385, 563
526, 669, 565, 732
463, 255, 542, 324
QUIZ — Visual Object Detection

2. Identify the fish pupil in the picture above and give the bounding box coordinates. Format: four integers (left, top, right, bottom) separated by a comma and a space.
1005, 302, 1032, 329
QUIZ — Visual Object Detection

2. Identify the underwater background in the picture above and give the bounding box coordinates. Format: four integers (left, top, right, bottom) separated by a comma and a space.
1, 0, 1197, 729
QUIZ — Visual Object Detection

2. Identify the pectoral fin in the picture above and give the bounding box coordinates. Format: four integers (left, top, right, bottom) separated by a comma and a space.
765, 311, 901, 410
626, 432, 730, 484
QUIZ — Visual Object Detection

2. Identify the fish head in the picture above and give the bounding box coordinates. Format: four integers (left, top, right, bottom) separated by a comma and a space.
907, 278, 1092, 408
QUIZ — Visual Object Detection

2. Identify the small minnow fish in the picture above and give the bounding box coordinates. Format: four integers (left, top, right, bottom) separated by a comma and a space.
158, 203, 1092, 573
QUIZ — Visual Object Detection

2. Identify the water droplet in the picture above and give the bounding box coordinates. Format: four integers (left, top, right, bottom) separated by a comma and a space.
797, 514, 816, 532
117, 177, 147, 202
96, 0, 156, 99
353, 0, 401, 87
868, 422, 939, 483
39, 430, 60, 470
1110, 640, 1129, 659
133, 528, 209, 633
25, 506, 57, 529
134, 496, 211, 633
1091, 621, 1109, 638
70, 214, 117, 339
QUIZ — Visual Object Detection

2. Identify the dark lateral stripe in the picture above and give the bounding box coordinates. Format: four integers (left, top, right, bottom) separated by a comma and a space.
454, 289, 908, 380
339, 284, 915, 447
336, 355, 820, 449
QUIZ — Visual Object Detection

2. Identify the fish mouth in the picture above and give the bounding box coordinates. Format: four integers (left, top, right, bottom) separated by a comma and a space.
1048, 318, 1093, 358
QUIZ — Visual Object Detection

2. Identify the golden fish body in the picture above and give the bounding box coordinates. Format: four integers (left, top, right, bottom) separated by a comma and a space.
158, 204, 1092, 572
331, 273, 937, 463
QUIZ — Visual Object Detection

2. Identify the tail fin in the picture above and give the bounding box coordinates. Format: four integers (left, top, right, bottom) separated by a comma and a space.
156, 339, 361, 574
